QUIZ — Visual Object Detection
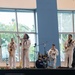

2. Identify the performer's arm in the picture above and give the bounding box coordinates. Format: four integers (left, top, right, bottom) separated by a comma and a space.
7, 44, 10, 53
48, 50, 49, 56
48, 49, 51, 56
14, 43, 17, 50
26, 40, 31, 49
72, 40, 75, 47
64, 41, 68, 50
17, 35, 22, 41
56, 49, 59, 56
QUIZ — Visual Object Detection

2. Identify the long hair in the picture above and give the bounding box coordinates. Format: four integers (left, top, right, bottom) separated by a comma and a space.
23, 33, 29, 40
68, 34, 72, 37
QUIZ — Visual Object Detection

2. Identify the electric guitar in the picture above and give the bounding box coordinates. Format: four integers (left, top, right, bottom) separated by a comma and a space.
64, 40, 75, 52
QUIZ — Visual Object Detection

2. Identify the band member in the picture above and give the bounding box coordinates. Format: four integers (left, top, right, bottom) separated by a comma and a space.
18, 33, 31, 68
8, 38, 17, 69
64, 34, 75, 68
48, 44, 59, 68
36, 54, 45, 68
72, 47, 75, 68
19, 43, 22, 68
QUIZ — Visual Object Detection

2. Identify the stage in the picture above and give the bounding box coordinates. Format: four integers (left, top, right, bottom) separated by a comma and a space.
0, 67, 75, 75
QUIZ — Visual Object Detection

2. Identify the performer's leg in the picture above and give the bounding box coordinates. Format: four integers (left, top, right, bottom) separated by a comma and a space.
23, 50, 26, 68
9, 55, 13, 69
25, 50, 29, 68
13, 53, 16, 68
20, 49, 23, 68
53, 58, 56, 68
50, 58, 53, 67
65, 53, 68, 67
47, 60, 50, 67
21, 50, 24, 68
69, 51, 73, 68
21, 50, 23, 68
23, 50, 25, 68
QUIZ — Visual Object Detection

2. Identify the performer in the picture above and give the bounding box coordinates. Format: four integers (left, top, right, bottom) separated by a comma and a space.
8, 38, 17, 69
48, 44, 59, 68
72, 47, 75, 68
18, 33, 31, 68
19, 43, 22, 68
64, 34, 75, 68
36, 54, 45, 68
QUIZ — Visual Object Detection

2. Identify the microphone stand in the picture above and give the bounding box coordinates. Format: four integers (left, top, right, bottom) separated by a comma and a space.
6, 51, 9, 69
43, 42, 47, 55
43, 42, 49, 68
33, 43, 38, 68
33, 41, 48, 68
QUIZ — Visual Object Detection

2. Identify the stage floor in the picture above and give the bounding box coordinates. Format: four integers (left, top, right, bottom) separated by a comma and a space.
0, 68, 75, 75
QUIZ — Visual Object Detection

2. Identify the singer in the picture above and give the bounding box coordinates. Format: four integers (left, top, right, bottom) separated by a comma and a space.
18, 33, 31, 68
64, 34, 75, 68
8, 38, 17, 69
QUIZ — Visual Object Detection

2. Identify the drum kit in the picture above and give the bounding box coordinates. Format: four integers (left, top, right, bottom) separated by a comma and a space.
33, 41, 50, 68
35, 53, 49, 68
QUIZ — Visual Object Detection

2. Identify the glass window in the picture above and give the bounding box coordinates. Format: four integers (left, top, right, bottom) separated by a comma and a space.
17, 12, 35, 32
59, 34, 68, 61
74, 12, 75, 32
0, 9, 37, 63
0, 12, 17, 31
58, 11, 73, 32
58, 11, 74, 64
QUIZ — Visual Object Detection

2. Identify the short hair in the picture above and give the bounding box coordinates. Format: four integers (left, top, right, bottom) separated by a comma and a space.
52, 44, 55, 46
11, 38, 13, 40
68, 34, 72, 37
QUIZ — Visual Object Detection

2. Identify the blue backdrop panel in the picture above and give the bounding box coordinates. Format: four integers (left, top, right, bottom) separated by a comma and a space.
36, 0, 60, 66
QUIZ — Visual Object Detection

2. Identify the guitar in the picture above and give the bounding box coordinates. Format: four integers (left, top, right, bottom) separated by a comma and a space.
64, 40, 75, 52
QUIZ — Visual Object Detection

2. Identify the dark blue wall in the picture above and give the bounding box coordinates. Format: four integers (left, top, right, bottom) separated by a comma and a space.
36, 0, 60, 66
